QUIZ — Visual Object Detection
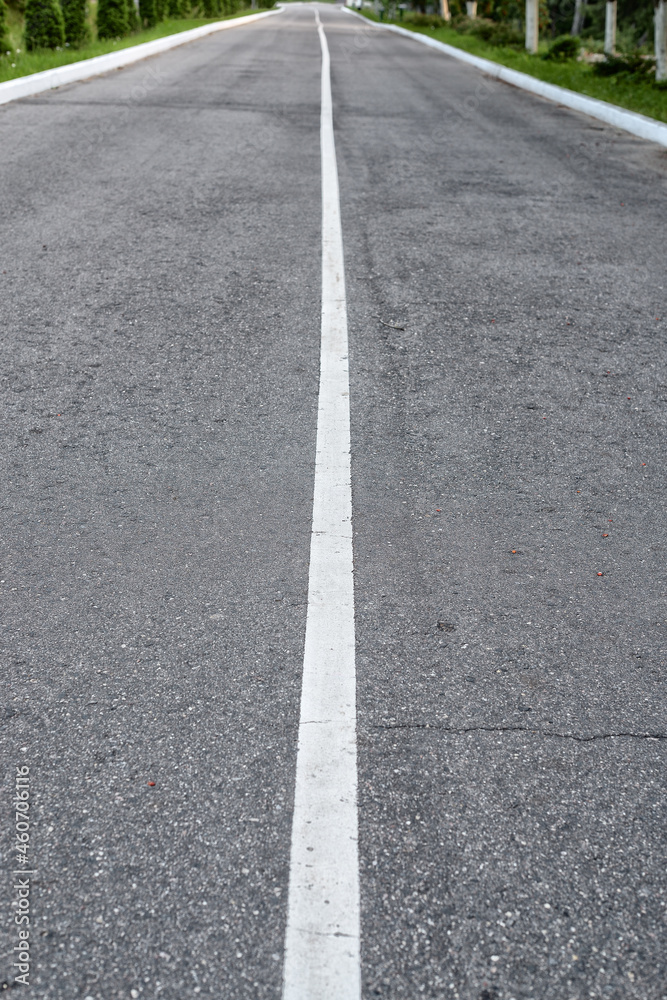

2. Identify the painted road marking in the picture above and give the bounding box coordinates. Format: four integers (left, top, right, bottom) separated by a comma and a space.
281, 9, 361, 1000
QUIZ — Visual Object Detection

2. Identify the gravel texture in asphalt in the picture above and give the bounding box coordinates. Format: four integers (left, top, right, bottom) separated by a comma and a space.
332, 11, 667, 999
1, 5, 666, 999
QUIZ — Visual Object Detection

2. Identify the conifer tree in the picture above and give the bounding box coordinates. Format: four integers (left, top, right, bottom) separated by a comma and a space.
168, 0, 187, 18
139, 0, 156, 26
24, 0, 66, 49
1, 0, 9, 54
125, 0, 139, 31
61, 0, 89, 44
96, 0, 127, 37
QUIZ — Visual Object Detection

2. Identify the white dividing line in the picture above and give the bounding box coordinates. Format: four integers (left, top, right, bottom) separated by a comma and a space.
282, 9, 361, 1000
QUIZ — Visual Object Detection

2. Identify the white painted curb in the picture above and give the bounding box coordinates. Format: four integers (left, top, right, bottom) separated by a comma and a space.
341, 7, 667, 148
0, 7, 283, 107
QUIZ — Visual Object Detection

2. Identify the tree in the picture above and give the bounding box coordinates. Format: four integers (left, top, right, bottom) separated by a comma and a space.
539, 0, 549, 32
24, 0, 66, 49
96, 0, 127, 37
61, 0, 90, 44
125, 0, 139, 30
571, 0, 585, 34
139, 0, 156, 24
0, 0, 9, 54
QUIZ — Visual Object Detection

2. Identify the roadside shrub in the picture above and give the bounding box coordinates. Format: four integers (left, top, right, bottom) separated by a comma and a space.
451, 15, 473, 32
467, 16, 523, 45
593, 53, 655, 78
125, 0, 139, 30
61, 0, 89, 44
201, 0, 220, 15
488, 21, 524, 46
97, 0, 127, 37
543, 34, 580, 60
24, 0, 65, 48
449, 14, 523, 46
155, 0, 167, 19
138, 0, 156, 25
466, 17, 498, 41
403, 12, 445, 28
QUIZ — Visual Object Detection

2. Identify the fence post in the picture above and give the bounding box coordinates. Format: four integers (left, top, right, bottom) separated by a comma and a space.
604, 1, 616, 54
657, 1, 667, 82
571, 0, 585, 35
525, 0, 538, 53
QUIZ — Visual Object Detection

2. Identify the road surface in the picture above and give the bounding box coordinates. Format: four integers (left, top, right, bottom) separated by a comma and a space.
1, 4, 666, 999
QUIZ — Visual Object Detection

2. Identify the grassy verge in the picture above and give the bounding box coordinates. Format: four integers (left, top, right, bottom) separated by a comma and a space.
0, 7, 267, 85
358, 11, 667, 124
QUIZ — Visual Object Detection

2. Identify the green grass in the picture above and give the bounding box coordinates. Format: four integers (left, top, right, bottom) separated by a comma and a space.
0, 6, 263, 84
359, 11, 667, 124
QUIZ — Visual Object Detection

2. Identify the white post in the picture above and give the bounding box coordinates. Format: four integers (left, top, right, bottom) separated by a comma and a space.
441, 0, 451, 21
657, 0, 667, 82
465, 1, 477, 18
571, 0, 585, 35
525, 0, 538, 53
604, 1, 617, 54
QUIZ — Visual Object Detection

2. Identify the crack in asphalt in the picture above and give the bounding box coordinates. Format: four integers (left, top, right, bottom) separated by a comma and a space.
371, 724, 667, 742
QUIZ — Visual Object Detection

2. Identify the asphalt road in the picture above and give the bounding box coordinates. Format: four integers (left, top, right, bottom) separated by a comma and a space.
1, 4, 666, 999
